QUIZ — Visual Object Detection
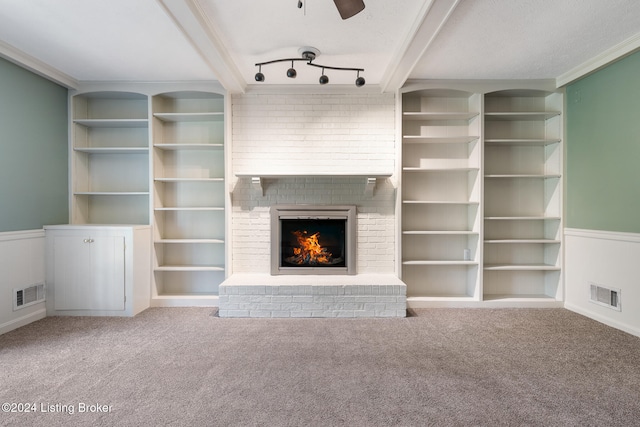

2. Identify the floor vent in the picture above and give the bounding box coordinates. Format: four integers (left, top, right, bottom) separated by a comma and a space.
13, 283, 45, 311
589, 282, 621, 311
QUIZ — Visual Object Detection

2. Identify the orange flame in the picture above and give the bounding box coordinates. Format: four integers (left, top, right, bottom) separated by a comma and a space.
291, 230, 333, 265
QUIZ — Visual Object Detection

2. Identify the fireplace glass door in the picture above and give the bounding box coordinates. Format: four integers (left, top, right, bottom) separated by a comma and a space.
271, 205, 356, 275
280, 219, 347, 269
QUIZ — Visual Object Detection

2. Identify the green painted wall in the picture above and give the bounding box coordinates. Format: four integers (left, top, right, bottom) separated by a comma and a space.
566, 51, 640, 233
0, 57, 68, 232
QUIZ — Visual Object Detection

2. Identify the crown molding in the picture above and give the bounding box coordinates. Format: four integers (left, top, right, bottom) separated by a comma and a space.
556, 32, 640, 87
0, 40, 78, 89
72, 80, 225, 95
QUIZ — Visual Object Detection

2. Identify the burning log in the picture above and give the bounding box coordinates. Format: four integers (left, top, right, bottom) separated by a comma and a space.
287, 230, 338, 265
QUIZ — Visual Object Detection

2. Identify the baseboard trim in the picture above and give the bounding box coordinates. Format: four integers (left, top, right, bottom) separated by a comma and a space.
564, 302, 640, 339
0, 307, 46, 336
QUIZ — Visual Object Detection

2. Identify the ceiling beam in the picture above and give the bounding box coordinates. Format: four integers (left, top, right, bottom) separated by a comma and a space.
0, 40, 79, 89
379, 0, 461, 93
158, 0, 246, 93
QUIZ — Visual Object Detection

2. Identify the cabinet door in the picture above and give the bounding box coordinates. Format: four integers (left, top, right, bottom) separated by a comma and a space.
53, 235, 125, 311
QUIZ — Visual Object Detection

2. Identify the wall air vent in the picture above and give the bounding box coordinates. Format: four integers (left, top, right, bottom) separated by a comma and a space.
13, 283, 45, 311
589, 282, 621, 311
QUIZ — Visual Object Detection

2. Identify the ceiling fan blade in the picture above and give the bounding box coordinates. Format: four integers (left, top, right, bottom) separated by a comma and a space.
333, 0, 365, 20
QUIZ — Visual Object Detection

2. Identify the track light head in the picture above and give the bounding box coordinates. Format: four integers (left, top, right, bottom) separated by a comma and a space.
319, 71, 329, 85
255, 72, 265, 82
355, 76, 365, 87
287, 61, 297, 78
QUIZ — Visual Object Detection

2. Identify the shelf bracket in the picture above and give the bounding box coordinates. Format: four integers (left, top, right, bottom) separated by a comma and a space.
251, 176, 265, 196
365, 177, 377, 197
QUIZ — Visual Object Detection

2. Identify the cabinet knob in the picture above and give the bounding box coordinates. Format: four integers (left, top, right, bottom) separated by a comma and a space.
83, 238, 94, 243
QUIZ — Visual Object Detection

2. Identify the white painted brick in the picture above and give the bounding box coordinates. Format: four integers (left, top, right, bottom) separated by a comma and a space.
224, 310, 250, 317
376, 296, 399, 303
375, 310, 399, 317
291, 311, 313, 318
354, 310, 377, 318
231, 92, 396, 276
271, 311, 292, 318
335, 311, 356, 318
249, 311, 272, 318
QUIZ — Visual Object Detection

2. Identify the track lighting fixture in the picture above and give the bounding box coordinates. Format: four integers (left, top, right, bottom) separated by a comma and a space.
254, 47, 365, 87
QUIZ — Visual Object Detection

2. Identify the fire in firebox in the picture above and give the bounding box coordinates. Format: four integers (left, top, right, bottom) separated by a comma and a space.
286, 230, 343, 266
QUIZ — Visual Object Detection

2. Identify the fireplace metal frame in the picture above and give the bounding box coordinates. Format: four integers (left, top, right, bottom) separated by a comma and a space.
271, 205, 356, 275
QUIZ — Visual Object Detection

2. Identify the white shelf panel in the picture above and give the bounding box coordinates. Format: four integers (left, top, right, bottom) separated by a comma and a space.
484, 239, 561, 244
154, 112, 224, 122
403, 112, 479, 121
155, 239, 224, 244
74, 119, 148, 128
74, 147, 149, 154
154, 178, 224, 182
403, 261, 478, 266
484, 139, 561, 146
481, 294, 559, 302
485, 174, 561, 179
484, 112, 560, 121
403, 231, 478, 235
154, 207, 224, 211
154, 144, 224, 150
74, 192, 149, 196
404, 167, 479, 172
403, 200, 480, 205
155, 265, 225, 272
484, 264, 561, 271
484, 216, 561, 220
402, 136, 479, 144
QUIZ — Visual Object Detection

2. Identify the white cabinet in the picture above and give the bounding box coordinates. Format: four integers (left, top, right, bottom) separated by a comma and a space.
151, 91, 226, 304
400, 83, 563, 307
45, 225, 151, 316
71, 92, 150, 225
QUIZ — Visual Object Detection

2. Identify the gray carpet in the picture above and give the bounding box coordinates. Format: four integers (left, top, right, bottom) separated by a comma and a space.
1, 308, 640, 427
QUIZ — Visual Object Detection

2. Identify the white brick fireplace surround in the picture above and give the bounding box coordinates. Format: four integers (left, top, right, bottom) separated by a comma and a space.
220, 89, 406, 317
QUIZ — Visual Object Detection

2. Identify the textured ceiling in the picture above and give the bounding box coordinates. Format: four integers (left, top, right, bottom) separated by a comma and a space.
411, 0, 640, 80
0, 0, 639, 91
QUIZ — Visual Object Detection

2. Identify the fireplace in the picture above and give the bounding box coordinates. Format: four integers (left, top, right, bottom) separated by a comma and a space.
271, 205, 356, 275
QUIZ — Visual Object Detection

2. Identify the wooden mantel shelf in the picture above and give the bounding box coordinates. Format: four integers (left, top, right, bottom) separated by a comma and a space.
235, 173, 393, 197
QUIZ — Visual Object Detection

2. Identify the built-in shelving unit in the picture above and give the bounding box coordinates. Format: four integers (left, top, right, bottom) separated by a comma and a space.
399, 83, 563, 307
152, 91, 226, 304
400, 89, 482, 301
483, 89, 563, 302
70, 92, 150, 225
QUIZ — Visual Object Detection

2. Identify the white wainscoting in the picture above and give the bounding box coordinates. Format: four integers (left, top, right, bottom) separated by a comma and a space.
564, 228, 640, 338
0, 229, 46, 335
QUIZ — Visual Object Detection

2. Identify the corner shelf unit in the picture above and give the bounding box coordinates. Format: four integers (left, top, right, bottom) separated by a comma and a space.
70, 92, 150, 225
400, 89, 482, 301
399, 84, 563, 307
152, 91, 226, 303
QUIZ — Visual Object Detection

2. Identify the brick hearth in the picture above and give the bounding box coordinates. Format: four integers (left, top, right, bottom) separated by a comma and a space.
219, 274, 406, 318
